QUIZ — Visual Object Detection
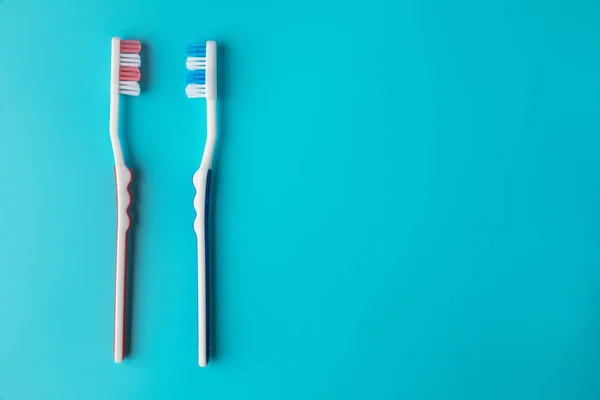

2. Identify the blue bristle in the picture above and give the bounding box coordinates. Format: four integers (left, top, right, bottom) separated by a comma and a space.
188, 49, 206, 57
187, 71, 206, 84
187, 43, 207, 57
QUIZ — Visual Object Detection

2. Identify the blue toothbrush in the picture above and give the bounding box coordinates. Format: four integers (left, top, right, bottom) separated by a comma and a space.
186, 41, 216, 367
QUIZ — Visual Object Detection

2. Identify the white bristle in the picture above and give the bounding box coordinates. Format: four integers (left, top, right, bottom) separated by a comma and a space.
120, 54, 141, 67
187, 56, 207, 70
120, 81, 140, 96
186, 84, 207, 98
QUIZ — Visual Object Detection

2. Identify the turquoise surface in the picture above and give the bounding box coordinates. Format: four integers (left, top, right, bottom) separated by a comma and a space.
1, 0, 600, 398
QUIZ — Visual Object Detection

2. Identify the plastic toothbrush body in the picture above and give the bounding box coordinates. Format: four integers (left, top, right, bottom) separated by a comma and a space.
109, 37, 141, 363
186, 41, 217, 367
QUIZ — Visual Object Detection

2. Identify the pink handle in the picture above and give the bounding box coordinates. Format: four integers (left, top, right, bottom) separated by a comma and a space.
113, 166, 132, 363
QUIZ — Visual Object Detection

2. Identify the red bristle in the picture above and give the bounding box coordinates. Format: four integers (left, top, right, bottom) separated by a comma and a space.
120, 40, 141, 54
119, 67, 141, 82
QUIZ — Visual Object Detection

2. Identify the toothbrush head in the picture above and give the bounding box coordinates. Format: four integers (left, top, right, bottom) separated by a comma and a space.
186, 41, 216, 100
119, 40, 142, 96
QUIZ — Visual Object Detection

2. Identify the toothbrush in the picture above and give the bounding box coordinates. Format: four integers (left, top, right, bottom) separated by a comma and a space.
109, 37, 141, 363
186, 40, 217, 367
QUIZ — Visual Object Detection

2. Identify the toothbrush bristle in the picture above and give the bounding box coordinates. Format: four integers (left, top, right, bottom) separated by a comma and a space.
187, 43, 207, 57
119, 66, 141, 82
186, 70, 206, 84
186, 42, 207, 98
120, 40, 142, 54
119, 40, 141, 96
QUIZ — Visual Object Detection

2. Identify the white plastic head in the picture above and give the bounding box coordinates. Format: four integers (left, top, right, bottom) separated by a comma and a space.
186, 41, 217, 100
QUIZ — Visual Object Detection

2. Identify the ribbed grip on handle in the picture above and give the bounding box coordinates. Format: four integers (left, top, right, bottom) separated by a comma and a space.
193, 168, 211, 367
114, 166, 132, 363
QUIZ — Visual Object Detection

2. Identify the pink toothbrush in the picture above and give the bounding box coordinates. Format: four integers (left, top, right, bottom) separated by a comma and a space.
109, 37, 141, 363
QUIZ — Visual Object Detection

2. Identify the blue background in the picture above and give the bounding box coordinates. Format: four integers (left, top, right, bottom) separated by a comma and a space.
1, 0, 600, 398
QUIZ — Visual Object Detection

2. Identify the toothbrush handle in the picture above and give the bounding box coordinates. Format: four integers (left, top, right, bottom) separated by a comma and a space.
193, 167, 212, 367
113, 165, 132, 363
